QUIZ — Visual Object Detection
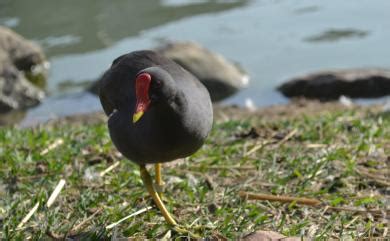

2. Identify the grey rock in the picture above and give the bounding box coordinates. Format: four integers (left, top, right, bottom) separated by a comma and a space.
90, 42, 249, 102
0, 61, 44, 112
0, 26, 47, 113
155, 41, 249, 101
278, 68, 390, 100
0, 26, 45, 71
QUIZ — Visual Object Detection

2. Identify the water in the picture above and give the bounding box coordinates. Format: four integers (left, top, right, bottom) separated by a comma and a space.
1, 0, 389, 125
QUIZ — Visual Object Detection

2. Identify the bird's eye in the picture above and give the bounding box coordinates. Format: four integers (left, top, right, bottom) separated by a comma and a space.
155, 80, 162, 87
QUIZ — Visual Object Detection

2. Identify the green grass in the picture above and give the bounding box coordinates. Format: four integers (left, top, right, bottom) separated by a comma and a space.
0, 107, 389, 240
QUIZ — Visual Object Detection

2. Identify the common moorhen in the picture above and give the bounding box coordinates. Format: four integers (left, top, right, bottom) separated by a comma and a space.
99, 50, 213, 226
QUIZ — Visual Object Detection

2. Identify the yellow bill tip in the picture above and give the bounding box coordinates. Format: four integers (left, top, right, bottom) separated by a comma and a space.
133, 111, 144, 123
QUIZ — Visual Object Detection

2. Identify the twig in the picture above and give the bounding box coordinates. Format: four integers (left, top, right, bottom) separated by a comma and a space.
305, 143, 327, 148
325, 206, 389, 217
275, 129, 297, 146
0, 224, 38, 235
106, 206, 152, 230
3, 180, 64, 233
190, 164, 255, 170
244, 141, 271, 157
160, 230, 172, 240
17, 202, 40, 228
239, 191, 321, 206
47, 179, 66, 208
240, 192, 389, 215
344, 216, 359, 229
18, 173, 55, 180
71, 208, 102, 233
356, 167, 390, 187
243, 129, 297, 156
40, 139, 64, 155
99, 161, 120, 177
321, 205, 329, 216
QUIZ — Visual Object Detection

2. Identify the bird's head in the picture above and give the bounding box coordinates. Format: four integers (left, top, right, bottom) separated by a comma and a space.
133, 66, 177, 123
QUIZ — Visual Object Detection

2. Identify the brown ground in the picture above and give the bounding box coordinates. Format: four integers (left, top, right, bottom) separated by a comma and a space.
39, 98, 385, 126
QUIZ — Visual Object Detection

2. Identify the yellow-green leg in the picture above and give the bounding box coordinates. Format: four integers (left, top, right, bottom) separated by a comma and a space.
140, 165, 177, 226
155, 163, 163, 197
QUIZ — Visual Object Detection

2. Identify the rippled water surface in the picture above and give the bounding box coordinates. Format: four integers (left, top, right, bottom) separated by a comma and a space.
1, 0, 389, 124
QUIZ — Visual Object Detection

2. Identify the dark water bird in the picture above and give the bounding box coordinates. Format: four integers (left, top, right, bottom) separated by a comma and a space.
99, 50, 213, 227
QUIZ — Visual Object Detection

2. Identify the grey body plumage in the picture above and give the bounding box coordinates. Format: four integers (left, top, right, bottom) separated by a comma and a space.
99, 50, 213, 164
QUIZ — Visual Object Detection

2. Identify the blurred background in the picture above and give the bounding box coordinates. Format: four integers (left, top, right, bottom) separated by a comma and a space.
0, 0, 389, 125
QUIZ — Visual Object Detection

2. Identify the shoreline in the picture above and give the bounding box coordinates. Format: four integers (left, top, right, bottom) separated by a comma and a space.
21, 98, 387, 128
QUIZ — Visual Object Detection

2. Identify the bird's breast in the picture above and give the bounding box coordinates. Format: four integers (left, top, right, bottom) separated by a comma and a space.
108, 108, 205, 164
